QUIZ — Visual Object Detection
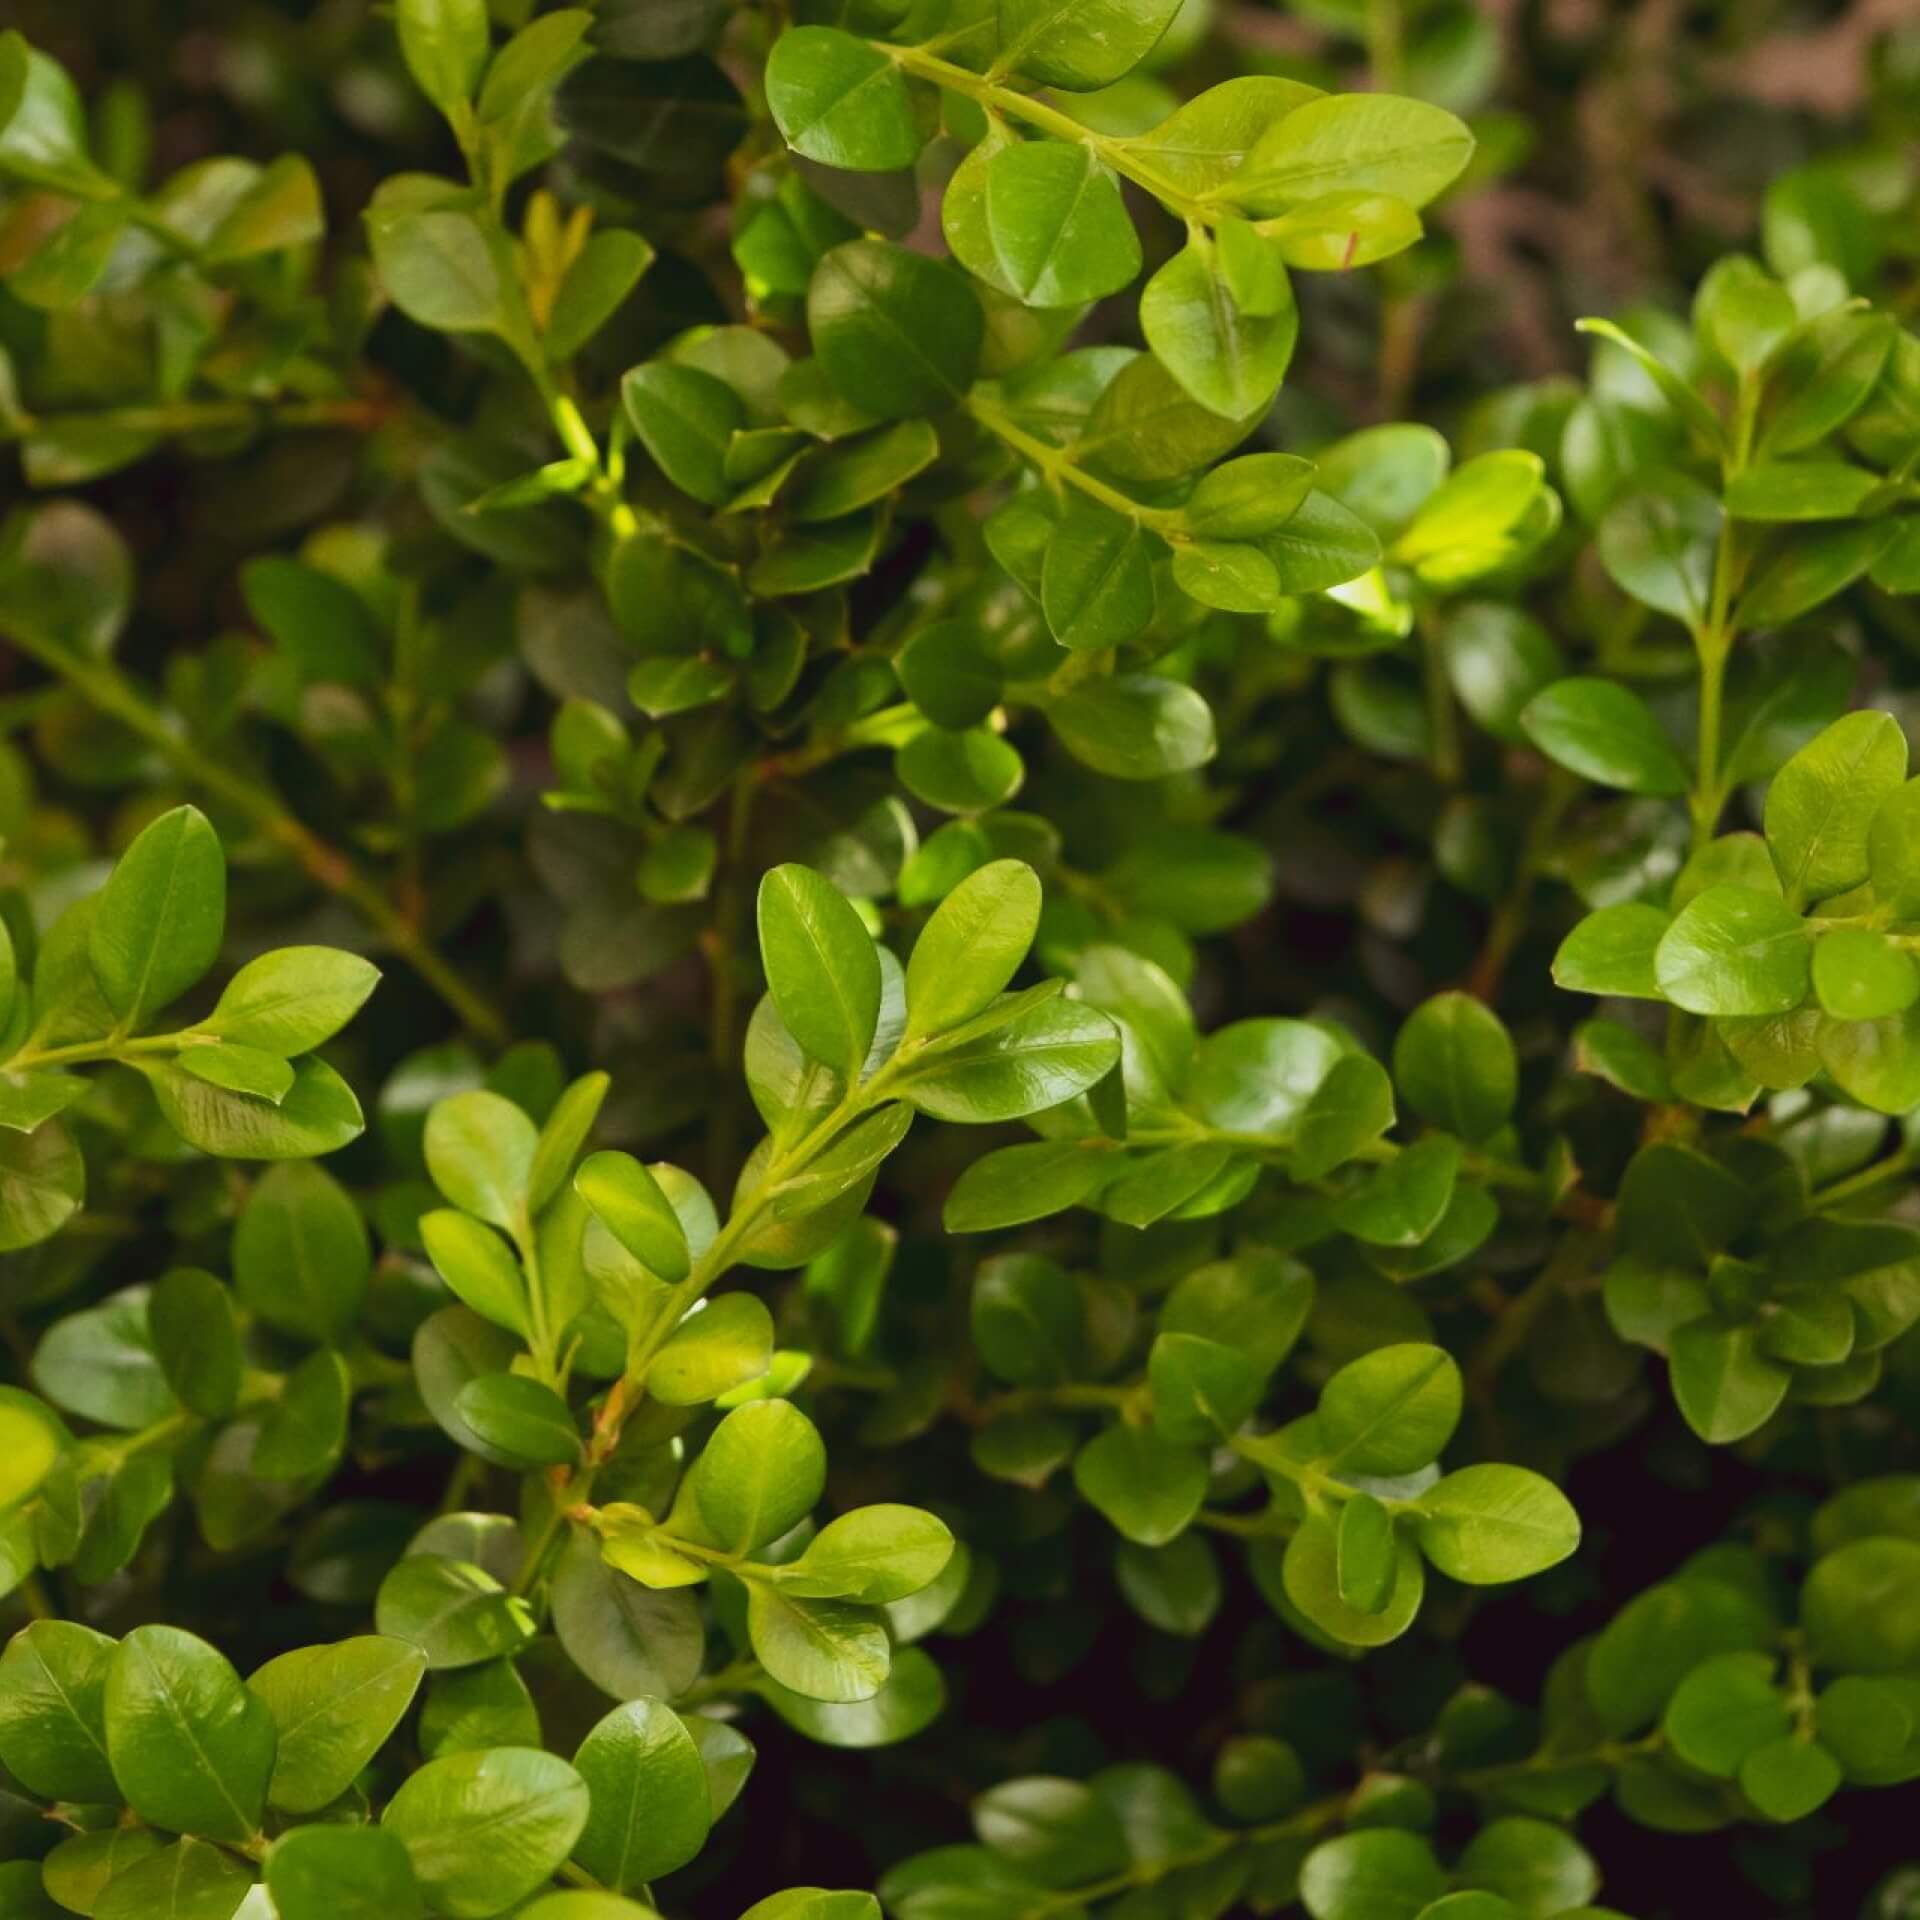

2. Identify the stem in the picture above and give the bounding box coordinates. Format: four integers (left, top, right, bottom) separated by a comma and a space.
1367, 0, 1406, 91
1026, 1796, 1344, 1916
1810, 1144, 1917, 1212
883, 45, 1210, 223
7, 1031, 188, 1072
1466, 768, 1577, 1002
1690, 386, 1754, 853
966, 393, 1181, 533
0, 621, 507, 1045
1417, 601, 1461, 784
704, 773, 757, 1190
515, 1066, 908, 1592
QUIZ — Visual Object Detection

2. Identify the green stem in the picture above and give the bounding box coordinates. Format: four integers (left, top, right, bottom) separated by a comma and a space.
705, 773, 758, 1190
1417, 601, 1461, 784
1367, 0, 1406, 91
1691, 384, 1755, 853
6, 1031, 189, 1072
1027, 1796, 1344, 1916
523, 1065, 911, 1587
1466, 767, 1578, 1002
1810, 1144, 1918, 1212
966, 393, 1182, 532
883, 44, 1209, 223
0, 621, 507, 1045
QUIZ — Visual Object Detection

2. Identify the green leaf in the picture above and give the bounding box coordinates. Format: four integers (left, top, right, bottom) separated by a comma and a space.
974, 1775, 1128, 1886
1869, 776, 1920, 918
745, 1586, 890, 1703
572, 1698, 712, 1890
1140, 237, 1297, 419
788, 420, 939, 523
382, 1747, 590, 1918
650, 1293, 774, 1405
1299, 1831, 1448, 1920
1653, 885, 1811, 1016
375, 1554, 537, 1670
1739, 521, 1894, 629
1519, 678, 1689, 795
148, 1268, 241, 1419
945, 1139, 1112, 1231
1234, 94, 1473, 213
1455, 1819, 1599, 1915
1045, 674, 1216, 779
1149, 1330, 1265, 1442
1696, 254, 1796, 376
1335, 1493, 1397, 1613
782, 1504, 955, 1603
757, 864, 884, 1077
425, 1088, 539, 1229
92, 1836, 253, 1920
905, 859, 1041, 1041
31, 1289, 172, 1430
1552, 903, 1670, 998
1662, 1650, 1791, 1776
1318, 1343, 1462, 1475
1739, 1736, 1841, 1821
367, 201, 523, 343
1812, 927, 1919, 1020
765, 27, 922, 172
0, 1620, 118, 1803
104, 1626, 277, 1844
202, 153, 324, 262
1416, 1466, 1581, 1584
1803, 1536, 1920, 1672
1596, 475, 1721, 627
993, 0, 1183, 91
576, 1151, 693, 1285
1765, 709, 1908, 906
1116, 76, 1325, 198
454, 1373, 581, 1467
0, 1119, 84, 1252
396, 0, 491, 120
621, 363, 745, 507
1392, 993, 1516, 1143
671, 1399, 825, 1553
266, 1826, 425, 1920
1041, 500, 1155, 649
1334, 1135, 1462, 1247
89, 806, 225, 1026
1184, 452, 1317, 539
809, 240, 983, 420
253, 1349, 351, 1481
547, 230, 654, 361
143, 1056, 365, 1161
1073, 1423, 1206, 1546
761, 1644, 946, 1748
422, 1209, 529, 1338
1278, 1515, 1424, 1648
249, 1636, 426, 1814
983, 141, 1139, 308
1760, 306, 1895, 455
1725, 460, 1879, 521
899, 999, 1119, 1123
177, 1041, 295, 1104
549, 1531, 705, 1703
1669, 1318, 1792, 1443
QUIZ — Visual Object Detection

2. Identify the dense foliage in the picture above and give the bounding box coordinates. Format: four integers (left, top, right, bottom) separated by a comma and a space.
2, 2, 1920, 1917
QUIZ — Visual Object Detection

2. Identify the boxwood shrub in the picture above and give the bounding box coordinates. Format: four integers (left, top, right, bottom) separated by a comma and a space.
1, 4, 1919, 1919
